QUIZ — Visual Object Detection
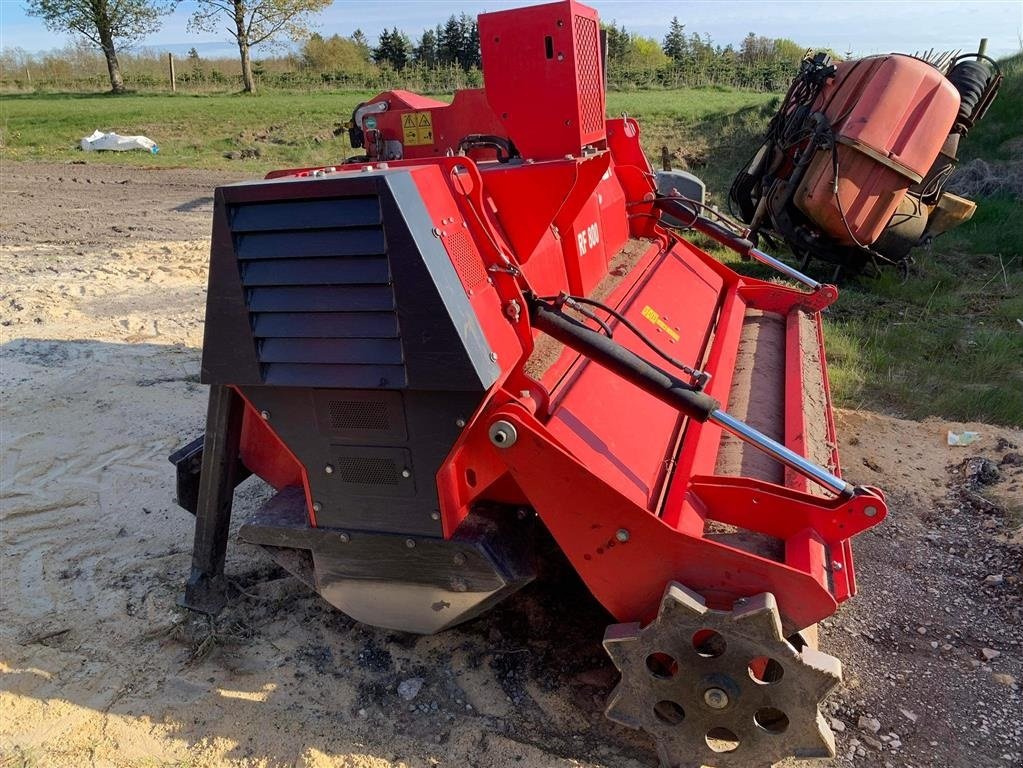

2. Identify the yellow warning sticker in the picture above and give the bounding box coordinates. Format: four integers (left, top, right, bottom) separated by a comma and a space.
402, 111, 434, 146
641, 305, 680, 342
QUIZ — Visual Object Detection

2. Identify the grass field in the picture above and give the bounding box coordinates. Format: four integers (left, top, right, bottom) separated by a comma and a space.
1, 76, 1019, 426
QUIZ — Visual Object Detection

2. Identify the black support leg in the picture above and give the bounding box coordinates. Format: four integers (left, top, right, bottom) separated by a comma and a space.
180, 384, 245, 615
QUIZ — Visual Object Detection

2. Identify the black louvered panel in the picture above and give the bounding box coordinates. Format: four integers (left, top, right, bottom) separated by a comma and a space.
251, 312, 399, 339
247, 285, 396, 313
236, 228, 387, 260
263, 363, 408, 388
241, 257, 390, 286
230, 197, 381, 232
259, 338, 403, 365
230, 192, 405, 388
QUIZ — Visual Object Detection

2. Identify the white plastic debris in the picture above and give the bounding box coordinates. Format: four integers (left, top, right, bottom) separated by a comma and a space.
80, 130, 158, 153
947, 430, 980, 446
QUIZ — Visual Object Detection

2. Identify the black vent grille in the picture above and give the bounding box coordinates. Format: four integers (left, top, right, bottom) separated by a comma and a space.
329, 445, 415, 496
337, 455, 400, 485
329, 399, 390, 431
229, 195, 406, 388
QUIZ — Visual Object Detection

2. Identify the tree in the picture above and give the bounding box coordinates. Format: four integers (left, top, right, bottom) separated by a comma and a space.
351, 29, 370, 59
373, 27, 411, 70
414, 28, 438, 68
437, 15, 462, 67
601, 21, 630, 67
462, 14, 480, 69
662, 17, 686, 62
188, 0, 332, 93
302, 33, 373, 73
772, 38, 806, 66
25, 0, 176, 93
625, 35, 668, 69
740, 32, 773, 65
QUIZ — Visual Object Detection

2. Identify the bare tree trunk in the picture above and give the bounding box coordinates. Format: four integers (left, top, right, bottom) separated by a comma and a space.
233, 1, 255, 93
97, 27, 125, 93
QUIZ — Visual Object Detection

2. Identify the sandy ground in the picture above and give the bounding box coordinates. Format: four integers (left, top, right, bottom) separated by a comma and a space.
1, 161, 1021, 768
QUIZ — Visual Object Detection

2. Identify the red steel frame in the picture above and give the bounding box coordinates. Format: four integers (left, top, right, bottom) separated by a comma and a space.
235, 0, 886, 635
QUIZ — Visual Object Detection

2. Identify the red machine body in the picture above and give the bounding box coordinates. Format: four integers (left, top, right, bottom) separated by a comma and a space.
206, 0, 887, 638
182, 3, 889, 762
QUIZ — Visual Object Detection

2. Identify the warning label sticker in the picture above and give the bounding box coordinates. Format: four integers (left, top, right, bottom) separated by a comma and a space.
640, 305, 681, 342
402, 111, 434, 146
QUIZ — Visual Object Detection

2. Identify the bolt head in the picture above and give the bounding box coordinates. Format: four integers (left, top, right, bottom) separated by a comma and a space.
489, 418, 519, 448
615, 528, 630, 543
864, 505, 878, 517
312, 501, 322, 513
260, 410, 271, 421
703, 687, 729, 709
455, 418, 467, 428
324, 464, 334, 474
489, 352, 499, 362
339, 532, 351, 544
405, 538, 416, 549
431, 511, 440, 521
401, 468, 411, 478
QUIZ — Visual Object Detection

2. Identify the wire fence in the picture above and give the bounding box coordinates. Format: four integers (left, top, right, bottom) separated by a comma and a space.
0, 56, 800, 94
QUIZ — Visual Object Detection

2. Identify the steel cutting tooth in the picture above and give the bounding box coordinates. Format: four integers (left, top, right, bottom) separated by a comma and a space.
603, 621, 642, 664
660, 582, 710, 619
601, 582, 843, 768
800, 646, 844, 700
605, 682, 647, 729
729, 593, 784, 642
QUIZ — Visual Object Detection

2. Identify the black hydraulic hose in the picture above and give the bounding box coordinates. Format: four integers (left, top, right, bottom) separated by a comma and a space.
656, 197, 756, 256
530, 301, 720, 423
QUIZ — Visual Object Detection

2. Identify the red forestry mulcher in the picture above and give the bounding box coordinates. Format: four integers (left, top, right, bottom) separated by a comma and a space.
170, 2, 900, 765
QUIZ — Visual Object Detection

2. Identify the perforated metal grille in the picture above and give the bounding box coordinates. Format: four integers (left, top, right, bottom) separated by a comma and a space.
329, 399, 389, 431
444, 229, 488, 293
337, 455, 400, 485
574, 14, 603, 136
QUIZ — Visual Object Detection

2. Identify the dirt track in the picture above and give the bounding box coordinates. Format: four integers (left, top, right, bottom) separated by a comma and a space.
1, 160, 1021, 768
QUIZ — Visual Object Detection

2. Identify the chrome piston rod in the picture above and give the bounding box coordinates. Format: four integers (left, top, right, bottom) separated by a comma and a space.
710, 409, 853, 497
748, 246, 822, 291
531, 298, 855, 498
655, 198, 824, 292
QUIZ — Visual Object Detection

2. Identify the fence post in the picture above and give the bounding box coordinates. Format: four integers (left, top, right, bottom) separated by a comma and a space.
168, 52, 176, 92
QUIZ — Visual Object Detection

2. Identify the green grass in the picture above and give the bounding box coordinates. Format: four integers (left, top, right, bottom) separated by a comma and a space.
823, 241, 1023, 425
0, 91, 379, 172
0, 87, 777, 177
1, 80, 1019, 426
608, 88, 780, 205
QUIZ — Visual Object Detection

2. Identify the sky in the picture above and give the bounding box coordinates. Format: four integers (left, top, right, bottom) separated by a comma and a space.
1, 0, 1021, 59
